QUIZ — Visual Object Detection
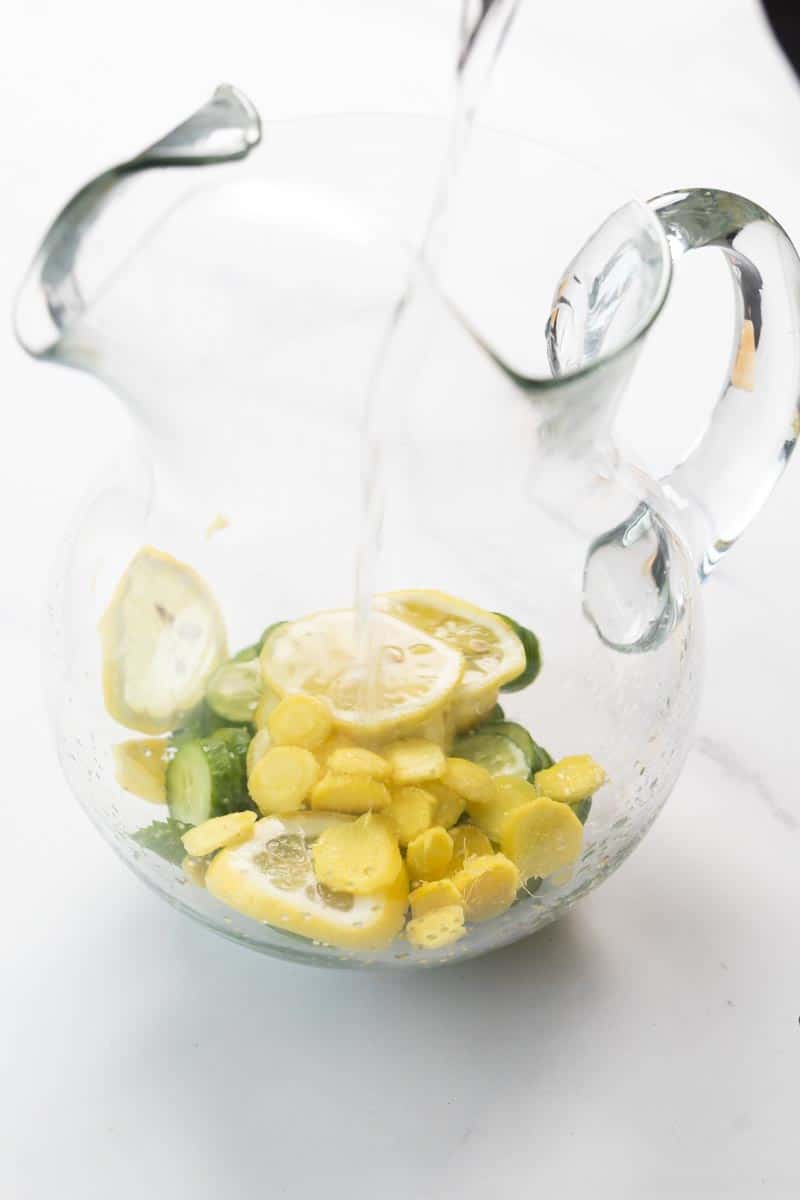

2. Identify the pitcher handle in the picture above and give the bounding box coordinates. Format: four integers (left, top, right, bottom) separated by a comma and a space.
648, 189, 800, 578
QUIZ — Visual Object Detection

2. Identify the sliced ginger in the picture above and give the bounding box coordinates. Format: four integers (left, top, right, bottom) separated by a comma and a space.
246, 728, 273, 777
181, 810, 256, 857
113, 738, 171, 804
448, 824, 493, 872
467, 775, 537, 841
452, 853, 520, 922
253, 687, 281, 730
267, 693, 333, 750
385, 786, 436, 846
181, 855, 208, 887
310, 772, 391, 814
383, 738, 445, 785
406, 904, 466, 950
314, 732, 355, 767
448, 687, 500, 734
534, 755, 606, 804
501, 797, 583, 881
312, 812, 402, 895
406, 826, 453, 882
400, 708, 451, 749
409, 878, 464, 918
326, 746, 391, 780
248, 746, 320, 814
441, 757, 495, 805
425, 781, 465, 830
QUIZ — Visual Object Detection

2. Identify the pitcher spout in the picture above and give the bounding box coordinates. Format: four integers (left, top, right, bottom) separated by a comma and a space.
13, 84, 261, 362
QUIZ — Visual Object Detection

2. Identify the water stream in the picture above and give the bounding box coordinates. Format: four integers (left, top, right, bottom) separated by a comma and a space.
353, 0, 522, 716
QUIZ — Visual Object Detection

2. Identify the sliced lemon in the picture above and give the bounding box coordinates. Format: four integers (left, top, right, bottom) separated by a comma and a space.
376, 590, 525, 703
100, 547, 228, 734
205, 813, 409, 951
260, 609, 463, 738
448, 687, 501, 734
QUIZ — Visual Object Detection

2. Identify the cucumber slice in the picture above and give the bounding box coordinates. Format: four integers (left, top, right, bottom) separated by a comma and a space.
451, 730, 530, 780
171, 701, 224, 745
133, 818, 192, 865
206, 657, 262, 723
486, 721, 553, 774
483, 702, 505, 724
491, 721, 552, 774
457, 719, 553, 779
536, 745, 554, 772
483, 721, 536, 765
232, 644, 260, 664
231, 622, 287, 665
571, 797, 592, 826
166, 727, 252, 824
258, 621, 286, 650
495, 613, 541, 693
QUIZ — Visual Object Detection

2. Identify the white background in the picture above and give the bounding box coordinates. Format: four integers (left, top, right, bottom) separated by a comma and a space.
2, 2, 800, 1196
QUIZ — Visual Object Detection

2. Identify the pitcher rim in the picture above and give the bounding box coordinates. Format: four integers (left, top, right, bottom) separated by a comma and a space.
12, 106, 673, 387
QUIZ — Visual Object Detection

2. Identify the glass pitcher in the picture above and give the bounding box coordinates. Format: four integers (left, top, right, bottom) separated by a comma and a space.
15, 86, 800, 967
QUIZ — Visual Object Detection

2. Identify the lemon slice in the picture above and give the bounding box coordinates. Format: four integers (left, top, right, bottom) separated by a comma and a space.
100, 547, 228, 734
205, 813, 409, 950
260, 609, 463, 738
375, 590, 525, 701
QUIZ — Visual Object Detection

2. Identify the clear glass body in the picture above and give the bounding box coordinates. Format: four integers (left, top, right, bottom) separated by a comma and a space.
17, 100, 800, 967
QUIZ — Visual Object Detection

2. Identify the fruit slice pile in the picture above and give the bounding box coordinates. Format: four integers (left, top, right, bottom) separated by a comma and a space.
205, 813, 410, 950
260, 609, 464, 738
105, 563, 606, 954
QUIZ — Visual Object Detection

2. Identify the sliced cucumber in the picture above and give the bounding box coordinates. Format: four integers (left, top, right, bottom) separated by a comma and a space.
492, 722, 552, 775
206, 657, 262, 723
458, 719, 552, 779
258, 620, 286, 649
536, 745, 554, 772
495, 613, 541, 693
210, 622, 286, 719
171, 701, 224, 745
491, 721, 553, 774
133, 818, 192, 865
232, 644, 260, 664
483, 721, 536, 765
166, 727, 252, 824
571, 797, 592, 826
230, 621, 287, 665
452, 730, 530, 780
483, 702, 505, 724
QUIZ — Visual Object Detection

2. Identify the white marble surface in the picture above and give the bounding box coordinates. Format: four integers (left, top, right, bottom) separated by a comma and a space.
2, 2, 799, 1196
